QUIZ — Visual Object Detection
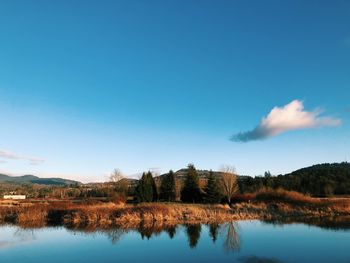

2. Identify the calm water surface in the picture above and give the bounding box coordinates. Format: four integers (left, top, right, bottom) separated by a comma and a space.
0, 220, 349, 263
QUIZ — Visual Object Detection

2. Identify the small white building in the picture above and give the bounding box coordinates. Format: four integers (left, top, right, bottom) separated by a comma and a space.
3, 195, 26, 200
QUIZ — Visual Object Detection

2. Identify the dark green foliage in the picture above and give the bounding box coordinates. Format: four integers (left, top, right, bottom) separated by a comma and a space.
181, 164, 202, 203
204, 170, 222, 203
239, 162, 350, 197
135, 171, 158, 202
185, 224, 202, 248
160, 170, 176, 202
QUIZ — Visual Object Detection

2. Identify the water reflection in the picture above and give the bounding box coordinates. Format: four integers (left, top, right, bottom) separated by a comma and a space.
105, 228, 128, 245
165, 225, 176, 239
238, 256, 284, 263
1, 216, 350, 252
262, 216, 350, 231
0, 228, 37, 249
185, 224, 202, 248
222, 222, 240, 252
69, 222, 236, 250
208, 223, 219, 243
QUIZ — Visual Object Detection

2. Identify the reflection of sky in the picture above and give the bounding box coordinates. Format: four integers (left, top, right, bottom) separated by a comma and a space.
0, 227, 36, 249
0, 222, 349, 263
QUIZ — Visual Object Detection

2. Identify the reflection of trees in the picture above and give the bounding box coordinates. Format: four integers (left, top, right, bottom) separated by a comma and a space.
138, 222, 163, 240
0, 227, 37, 250
239, 255, 284, 263
221, 222, 240, 252
165, 226, 177, 239
208, 223, 220, 243
13, 228, 36, 242
68, 223, 178, 243
105, 229, 127, 245
66, 227, 128, 245
263, 216, 350, 232
185, 224, 201, 248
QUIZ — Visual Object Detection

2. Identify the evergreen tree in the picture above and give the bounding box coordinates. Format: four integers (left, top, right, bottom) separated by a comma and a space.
181, 164, 202, 203
135, 171, 158, 202
160, 170, 176, 201
204, 170, 222, 203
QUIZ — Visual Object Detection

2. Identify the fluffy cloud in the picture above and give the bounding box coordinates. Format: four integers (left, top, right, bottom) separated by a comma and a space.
231, 100, 341, 142
0, 149, 44, 165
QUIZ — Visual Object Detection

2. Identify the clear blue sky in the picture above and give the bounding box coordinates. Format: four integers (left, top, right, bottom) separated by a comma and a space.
0, 0, 349, 182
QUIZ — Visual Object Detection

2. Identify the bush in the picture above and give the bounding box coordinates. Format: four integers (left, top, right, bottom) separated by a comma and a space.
254, 188, 318, 205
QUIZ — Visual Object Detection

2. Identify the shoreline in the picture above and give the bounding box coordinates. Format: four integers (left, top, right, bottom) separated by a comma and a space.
0, 200, 349, 228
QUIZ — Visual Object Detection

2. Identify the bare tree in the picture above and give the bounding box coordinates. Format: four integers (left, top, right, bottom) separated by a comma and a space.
220, 165, 239, 204
109, 169, 128, 197
109, 169, 124, 183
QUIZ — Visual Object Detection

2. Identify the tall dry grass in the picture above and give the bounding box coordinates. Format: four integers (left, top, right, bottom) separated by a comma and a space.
0, 201, 255, 227
0, 191, 349, 227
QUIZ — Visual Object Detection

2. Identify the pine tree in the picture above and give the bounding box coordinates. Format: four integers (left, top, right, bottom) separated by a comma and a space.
181, 164, 202, 203
204, 170, 222, 204
135, 171, 157, 202
160, 170, 176, 202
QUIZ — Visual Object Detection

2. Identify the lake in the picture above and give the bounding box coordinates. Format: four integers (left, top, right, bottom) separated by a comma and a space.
0, 219, 349, 263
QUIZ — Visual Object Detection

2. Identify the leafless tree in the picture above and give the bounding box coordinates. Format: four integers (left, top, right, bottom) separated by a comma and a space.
109, 168, 124, 183
220, 165, 239, 204
109, 168, 128, 196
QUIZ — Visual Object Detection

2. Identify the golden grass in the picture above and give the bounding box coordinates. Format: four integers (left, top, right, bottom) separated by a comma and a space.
0, 201, 257, 227
0, 190, 349, 227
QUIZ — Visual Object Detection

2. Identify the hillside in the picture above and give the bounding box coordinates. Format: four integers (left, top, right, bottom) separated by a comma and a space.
0, 174, 81, 186
239, 162, 350, 196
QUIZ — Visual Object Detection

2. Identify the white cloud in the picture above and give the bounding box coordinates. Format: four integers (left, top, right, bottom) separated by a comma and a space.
231, 100, 342, 142
0, 149, 44, 165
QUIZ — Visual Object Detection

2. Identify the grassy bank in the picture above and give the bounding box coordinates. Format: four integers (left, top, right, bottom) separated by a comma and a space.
0, 202, 258, 228
0, 189, 349, 228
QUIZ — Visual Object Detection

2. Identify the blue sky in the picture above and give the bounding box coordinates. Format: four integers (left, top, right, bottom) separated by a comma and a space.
0, 0, 349, 182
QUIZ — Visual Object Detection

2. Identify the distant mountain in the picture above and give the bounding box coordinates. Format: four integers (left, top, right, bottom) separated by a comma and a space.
0, 174, 81, 186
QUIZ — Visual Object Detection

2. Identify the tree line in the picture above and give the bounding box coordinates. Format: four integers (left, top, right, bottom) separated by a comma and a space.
3, 162, 348, 200
133, 164, 238, 204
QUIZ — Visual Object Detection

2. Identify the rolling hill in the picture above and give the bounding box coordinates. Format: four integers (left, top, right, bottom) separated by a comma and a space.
0, 174, 81, 186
